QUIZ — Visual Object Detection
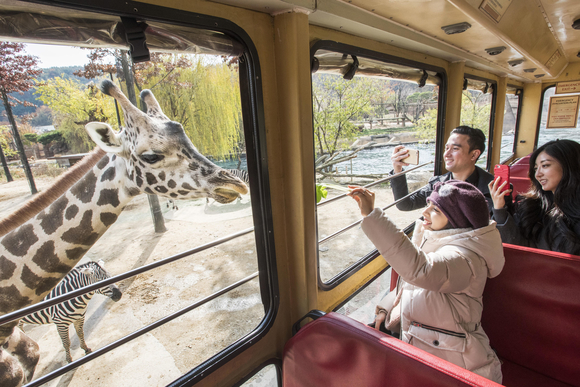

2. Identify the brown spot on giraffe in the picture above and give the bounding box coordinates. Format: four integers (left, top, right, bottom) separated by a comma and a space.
65, 205, 79, 220
65, 247, 88, 260
101, 167, 116, 182
38, 196, 69, 235
20, 265, 61, 296
71, 171, 98, 204
96, 155, 110, 169
0, 256, 16, 281
1, 225, 39, 257
61, 211, 99, 246
31, 241, 70, 274
0, 285, 31, 314
97, 189, 120, 208
100, 212, 118, 227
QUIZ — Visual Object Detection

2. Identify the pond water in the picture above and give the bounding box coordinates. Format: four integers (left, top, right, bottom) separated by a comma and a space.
214, 127, 580, 175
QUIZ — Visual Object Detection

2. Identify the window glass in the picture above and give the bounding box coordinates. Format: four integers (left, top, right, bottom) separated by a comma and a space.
335, 267, 392, 324
538, 86, 580, 145
460, 87, 493, 168
5, 33, 267, 386
499, 91, 521, 162
312, 50, 441, 284
239, 364, 280, 387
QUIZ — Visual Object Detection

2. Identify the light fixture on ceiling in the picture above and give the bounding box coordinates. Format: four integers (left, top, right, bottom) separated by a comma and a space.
485, 46, 506, 55
508, 59, 524, 67
577, 51, 580, 58
441, 22, 472, 35
535, 74, 545, 78
573, 18, 580, 30
523, 68, 536, 73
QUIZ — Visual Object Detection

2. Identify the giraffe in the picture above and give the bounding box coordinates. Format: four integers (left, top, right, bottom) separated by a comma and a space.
0, 80, 248, 385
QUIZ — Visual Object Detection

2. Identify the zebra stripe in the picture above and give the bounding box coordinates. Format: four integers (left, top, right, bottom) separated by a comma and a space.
226, 168, 249, 186
19, 260, 122, 363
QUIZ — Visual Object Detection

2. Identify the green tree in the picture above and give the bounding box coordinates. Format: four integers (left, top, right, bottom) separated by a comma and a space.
134, 54, 242, 159
0, 42, 42, 191
313, 75, 376, 156
35, 77, 117, 153
460, 91, 491, 135
415, 108, 438, 141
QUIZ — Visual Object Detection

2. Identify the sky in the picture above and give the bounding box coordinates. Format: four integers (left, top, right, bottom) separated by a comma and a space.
23, 43, 91, 68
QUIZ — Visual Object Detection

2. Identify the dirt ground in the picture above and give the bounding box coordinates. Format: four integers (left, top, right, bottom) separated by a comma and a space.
0, 171, 426, 387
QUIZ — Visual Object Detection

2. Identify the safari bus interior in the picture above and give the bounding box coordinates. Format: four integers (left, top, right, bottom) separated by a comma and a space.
0, 0, 580, 386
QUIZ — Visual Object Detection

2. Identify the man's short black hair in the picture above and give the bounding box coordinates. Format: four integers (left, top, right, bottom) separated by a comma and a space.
451, 126, 486, 155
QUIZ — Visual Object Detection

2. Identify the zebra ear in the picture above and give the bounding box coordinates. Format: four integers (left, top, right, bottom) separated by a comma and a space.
97, 259, 105, 267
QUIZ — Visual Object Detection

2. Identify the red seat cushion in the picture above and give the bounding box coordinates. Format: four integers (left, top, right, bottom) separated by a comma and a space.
283, 312, 501, 387
510, 177, 531, 196
509, 155, 530, 178
482, 244, 580, 387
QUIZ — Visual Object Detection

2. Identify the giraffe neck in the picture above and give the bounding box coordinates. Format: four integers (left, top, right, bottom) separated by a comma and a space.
0, 153, 136, 316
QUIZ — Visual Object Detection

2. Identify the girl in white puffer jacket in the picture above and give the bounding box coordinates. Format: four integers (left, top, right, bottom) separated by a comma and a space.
349, 180, 504, 384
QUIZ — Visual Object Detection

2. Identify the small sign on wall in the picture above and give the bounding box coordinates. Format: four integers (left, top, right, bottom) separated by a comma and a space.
555, 80, 580, 94
546, 95, 580, 129
479, 0, 513, 23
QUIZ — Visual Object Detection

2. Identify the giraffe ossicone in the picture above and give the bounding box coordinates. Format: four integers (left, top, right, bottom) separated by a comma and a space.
0, 80, 248, 385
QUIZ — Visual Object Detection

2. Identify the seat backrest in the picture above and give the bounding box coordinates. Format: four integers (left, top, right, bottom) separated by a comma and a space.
509, 155, 530, 178
482, 244, 580, 386
510, 176, 531, 197
283, 312, 501, 387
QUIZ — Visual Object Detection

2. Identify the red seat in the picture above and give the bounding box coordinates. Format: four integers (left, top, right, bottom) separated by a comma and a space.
482, 244, 580, 387
510, 176, 531, 196
509, 155, 530, 178
283, 312, 501, 387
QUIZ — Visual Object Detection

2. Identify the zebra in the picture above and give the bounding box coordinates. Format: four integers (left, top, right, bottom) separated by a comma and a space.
19, 260, 122, 363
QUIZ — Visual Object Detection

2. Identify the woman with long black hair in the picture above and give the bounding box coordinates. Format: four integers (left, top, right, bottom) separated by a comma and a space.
489, 139, 580, 255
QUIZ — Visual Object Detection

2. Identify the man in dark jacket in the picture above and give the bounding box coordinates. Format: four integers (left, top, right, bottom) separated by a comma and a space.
390, 126, 496, 213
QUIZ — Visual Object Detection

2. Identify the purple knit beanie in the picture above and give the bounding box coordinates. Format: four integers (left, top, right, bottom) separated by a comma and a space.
427, 180, 489, 229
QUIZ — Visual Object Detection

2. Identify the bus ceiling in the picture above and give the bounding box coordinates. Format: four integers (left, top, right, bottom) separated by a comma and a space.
0, 0, 244, 59
213, 0, 580, 83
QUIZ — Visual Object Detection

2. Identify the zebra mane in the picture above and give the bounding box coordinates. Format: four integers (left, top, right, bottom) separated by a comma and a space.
0, 147, 106, 237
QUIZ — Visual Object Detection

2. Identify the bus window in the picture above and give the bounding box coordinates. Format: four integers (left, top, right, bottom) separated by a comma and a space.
311, 44, 443, 285
236, 363, 281, 387
0, 3, 275, 385
460, 77, 496, 170
538, 86, 580, 145
500, 87, 522, 163
334, 267, 392, 324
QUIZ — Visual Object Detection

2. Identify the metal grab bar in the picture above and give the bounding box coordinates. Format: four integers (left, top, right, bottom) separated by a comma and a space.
318, 187, 422, 244
0, 227, 255, 326
317, 161, 433, 207
24, 271, 260, 387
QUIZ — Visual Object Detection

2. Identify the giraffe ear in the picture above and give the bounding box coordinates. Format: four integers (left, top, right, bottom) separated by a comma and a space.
86, 122, 123, 154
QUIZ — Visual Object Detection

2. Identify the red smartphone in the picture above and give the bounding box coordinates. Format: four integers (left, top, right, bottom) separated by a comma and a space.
494, 164, 510, 193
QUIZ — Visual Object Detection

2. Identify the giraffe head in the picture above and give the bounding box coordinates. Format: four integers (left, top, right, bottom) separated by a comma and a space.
85, 80, 248, 204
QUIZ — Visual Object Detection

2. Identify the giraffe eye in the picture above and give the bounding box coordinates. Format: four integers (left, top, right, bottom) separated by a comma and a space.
140, 153, 165, 164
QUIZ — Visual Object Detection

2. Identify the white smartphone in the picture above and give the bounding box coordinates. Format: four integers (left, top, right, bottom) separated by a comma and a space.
400, 149, 419, 165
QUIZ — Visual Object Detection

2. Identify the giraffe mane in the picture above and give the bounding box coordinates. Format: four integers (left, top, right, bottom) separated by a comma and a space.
0, 147, 107, 237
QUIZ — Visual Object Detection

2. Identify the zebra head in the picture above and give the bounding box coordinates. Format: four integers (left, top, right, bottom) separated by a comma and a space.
78, 260, 122, 302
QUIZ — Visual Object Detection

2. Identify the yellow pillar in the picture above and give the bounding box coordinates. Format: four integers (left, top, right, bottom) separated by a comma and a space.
273, 11, 318, 322
445, 62, 465, 138
516, 83, 542, 158
490, 77, 507, 167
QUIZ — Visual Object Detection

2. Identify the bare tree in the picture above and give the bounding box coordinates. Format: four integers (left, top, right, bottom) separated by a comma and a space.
0, 42, 42, 193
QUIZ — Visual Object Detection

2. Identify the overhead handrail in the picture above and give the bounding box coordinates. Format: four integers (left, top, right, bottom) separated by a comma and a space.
0, 227, 255, 326
317, 161, 433, 207
319, 187, 423, 245
24, 271, 259, 387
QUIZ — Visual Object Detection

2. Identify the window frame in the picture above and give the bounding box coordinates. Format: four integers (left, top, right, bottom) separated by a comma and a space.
462, 74, 498, 171
310, 40, 447, 290
500, 85, 524, 164
14, 1, 279, 385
